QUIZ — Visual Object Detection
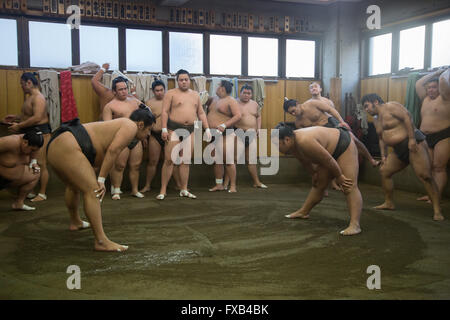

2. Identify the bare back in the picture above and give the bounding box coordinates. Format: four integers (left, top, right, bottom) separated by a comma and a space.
22, 91, 49, 125
207, 96, 235, 128
295, 100, 330, 128
82, 119, 137, 167
0, 135, 32, 180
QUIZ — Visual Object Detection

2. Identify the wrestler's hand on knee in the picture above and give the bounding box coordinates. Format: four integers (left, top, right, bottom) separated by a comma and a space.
336, 175, 353, 194
31, 164, 40, 175
95, 177, 106, 202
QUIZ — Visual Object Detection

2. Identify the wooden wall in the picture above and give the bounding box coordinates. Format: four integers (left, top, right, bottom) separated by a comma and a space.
360, 76, 408, 105
0, 68, 322, 155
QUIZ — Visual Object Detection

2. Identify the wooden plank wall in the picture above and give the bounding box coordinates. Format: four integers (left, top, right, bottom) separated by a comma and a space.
360, 76, 408, 122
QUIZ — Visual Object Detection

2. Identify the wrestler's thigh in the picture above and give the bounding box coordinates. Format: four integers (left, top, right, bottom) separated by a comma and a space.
432, 137, 450, 168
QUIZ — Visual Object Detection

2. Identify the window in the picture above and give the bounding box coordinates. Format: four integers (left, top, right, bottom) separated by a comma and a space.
80, 25, 118, 70
399, 25, 425, 70
29, 21, 71, 68
432, 19, 450, 68
248, 37, 278, 77
369, 33, 392, 76
0, 18, 18, 66
210, 34, 241, 75
169, 32, 203, 74
286, 39, 315, 78
126, 29, 162, 72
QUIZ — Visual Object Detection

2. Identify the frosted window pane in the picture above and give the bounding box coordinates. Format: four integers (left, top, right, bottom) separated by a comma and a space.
399, 25, 425, 70
126, 29, 162, 72
369, 33, 392, 76
0, 19, 18, 66
29, 21, 71, 68
210, 34, 241, 75
432, 19, 450, 68
169, 32, 203, 74
80, 25, 118, 70
248, 37, 278, 77
286, 39, 315, 78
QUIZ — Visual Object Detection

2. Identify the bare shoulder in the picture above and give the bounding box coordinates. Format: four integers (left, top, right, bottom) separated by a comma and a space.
0, 134, 20, 148
188, 89, 200, 98
385, 101, 405, 111
32, 92, 46, 104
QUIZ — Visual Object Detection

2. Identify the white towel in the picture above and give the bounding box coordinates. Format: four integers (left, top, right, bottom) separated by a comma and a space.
38, 70, 60, 131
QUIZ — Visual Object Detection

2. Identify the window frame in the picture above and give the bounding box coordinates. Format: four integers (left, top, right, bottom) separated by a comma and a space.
362, 14, 450, 78
0, 13, 322, 81
0, 15, 20, 67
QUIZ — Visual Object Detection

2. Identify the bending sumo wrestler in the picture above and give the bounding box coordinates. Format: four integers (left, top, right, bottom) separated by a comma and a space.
46, 108, 155, 252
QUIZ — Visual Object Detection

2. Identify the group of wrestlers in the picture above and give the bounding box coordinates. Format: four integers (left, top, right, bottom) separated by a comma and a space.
0, 64, 448, 252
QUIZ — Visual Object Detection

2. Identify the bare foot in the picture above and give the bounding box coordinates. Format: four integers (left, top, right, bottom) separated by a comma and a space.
30, 193, 47, 202
417, 195, 430, 202
285, 211, 309, 219
12, 203, 35, 211
95, 239, 129, 252
324, 189, 329, 197
228, 186, 237, 193
69, 221, 90, 231
339, 225, 361, 236
209, 185, 225, 192
253, 183, 268, 189
433, 214, 445, 221
139, 186, 151, 193
374, 202, 395, 210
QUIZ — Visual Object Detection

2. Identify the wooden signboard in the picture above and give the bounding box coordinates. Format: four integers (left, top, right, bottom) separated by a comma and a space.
58, 0, 65, 15
43, 0, 50, 13
198, 9, 204, 25
99, 0, 106, 18
284, 16, 290, 32
151, 5, 155, 21
187, 8, 192, 24
85, 0, 92, 17
20, 0, 26, 11
92, 1, 99, 17
248, 15, 254, 31
258, 16, 264, 32
12, 0, 20, 10
113, 1, 119, 19
209, 10, 215, 26
106, 0, 113, 19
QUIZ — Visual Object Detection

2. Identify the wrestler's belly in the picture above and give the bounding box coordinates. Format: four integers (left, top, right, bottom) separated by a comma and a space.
0, 164, 25, 181
382, 128, 408, 146
207, 112, 230, 128
236, 116, 257, 131
169, 112, 197, 126
420, 115, 450, 134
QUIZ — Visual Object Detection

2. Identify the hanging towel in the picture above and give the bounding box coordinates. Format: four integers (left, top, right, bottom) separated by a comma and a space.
193, 76, 209, 106
60, 71, 78, 123
232, 77, 239, 98
101, 72, 112, 89
70, 61, 100, 74
405, 72, 422, 128
252, 78, 265, 109
143, 74, 154, 101
38, 70, 60, 131
156, 74, 169, 91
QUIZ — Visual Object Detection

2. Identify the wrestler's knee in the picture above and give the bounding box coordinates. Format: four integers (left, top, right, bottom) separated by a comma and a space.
115, 163, 126, 171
